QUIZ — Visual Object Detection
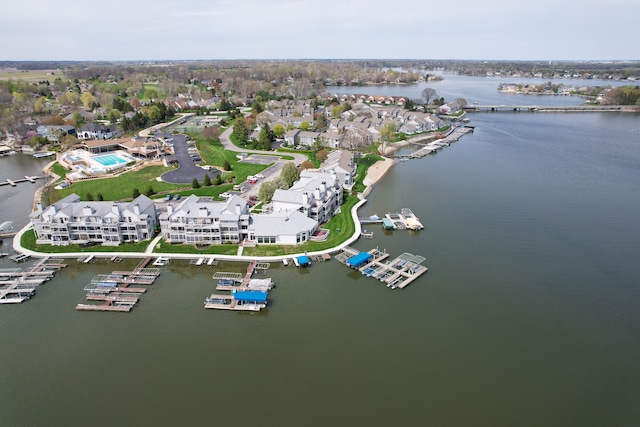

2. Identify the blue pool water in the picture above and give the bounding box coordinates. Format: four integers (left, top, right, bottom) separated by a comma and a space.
92, 154, 129, 167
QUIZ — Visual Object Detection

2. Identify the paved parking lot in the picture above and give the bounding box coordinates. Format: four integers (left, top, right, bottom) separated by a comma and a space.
159, 133, 220, 184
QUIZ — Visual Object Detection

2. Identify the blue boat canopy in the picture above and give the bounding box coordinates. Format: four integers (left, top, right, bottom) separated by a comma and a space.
233, 290, 268, 303
346, 252, 372, 267
297, 255, 311, 266
382, 218, 395, 229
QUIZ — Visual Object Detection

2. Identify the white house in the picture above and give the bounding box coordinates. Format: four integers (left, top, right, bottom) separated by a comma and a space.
271, 170, 343, 223
30, 194, 157, 246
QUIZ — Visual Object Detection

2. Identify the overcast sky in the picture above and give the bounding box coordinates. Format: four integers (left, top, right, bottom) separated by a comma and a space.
3, 0, 639, 61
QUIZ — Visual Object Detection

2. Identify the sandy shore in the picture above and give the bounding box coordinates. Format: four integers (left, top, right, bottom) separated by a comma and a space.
363, 157, 395, 190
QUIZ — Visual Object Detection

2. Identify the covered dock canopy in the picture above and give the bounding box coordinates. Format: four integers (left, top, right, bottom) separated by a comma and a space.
346, 252, 372, 268
382, 218, 395, 230
232, 290, 268, 303
297, 255, 311, 267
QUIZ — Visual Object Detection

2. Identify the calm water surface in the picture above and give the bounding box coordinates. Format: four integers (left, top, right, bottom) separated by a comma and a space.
1, 105, 639, 425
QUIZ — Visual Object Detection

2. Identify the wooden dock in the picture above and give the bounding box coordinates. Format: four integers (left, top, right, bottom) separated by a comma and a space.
0, 175, 43, 187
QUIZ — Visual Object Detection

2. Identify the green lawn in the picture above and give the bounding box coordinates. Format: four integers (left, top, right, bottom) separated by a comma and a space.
54, 165, 180, 201
153, 239, 238, 255
20, 229, 152, 253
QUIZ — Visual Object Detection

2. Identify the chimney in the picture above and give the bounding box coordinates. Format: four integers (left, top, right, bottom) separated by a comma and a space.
235, 204, 241, 215
83, 206, 93, 216
198, 207, 208, 217
302, 192, 308, 206
133, 204, 140, 215
111, 204, 119, 215
167, 205, 173, 215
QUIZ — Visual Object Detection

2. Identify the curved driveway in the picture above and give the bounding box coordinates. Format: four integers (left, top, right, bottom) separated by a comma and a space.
218, 127, 308, 177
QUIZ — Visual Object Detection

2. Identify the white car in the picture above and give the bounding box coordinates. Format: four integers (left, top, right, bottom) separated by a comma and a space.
219, 192, 232, 199
254, 173, 265, 179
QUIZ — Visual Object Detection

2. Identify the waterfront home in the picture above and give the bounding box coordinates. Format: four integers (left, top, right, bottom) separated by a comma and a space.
36, 125, 76, 143
30, 194, 157, 246
271, 170, 343, 224
247, 210, 318, 245
159, 195, 250, 245
320, 150, 355, 188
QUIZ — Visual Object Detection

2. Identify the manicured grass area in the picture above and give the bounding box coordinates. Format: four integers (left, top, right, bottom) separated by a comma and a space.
353, 154, 383, 193
50, 162, 67, 180
20, 229, 152, 253
54, 165, 179, 201
241, 194, 359, 256
195, 136, 269, 183
153, 239, 238, 255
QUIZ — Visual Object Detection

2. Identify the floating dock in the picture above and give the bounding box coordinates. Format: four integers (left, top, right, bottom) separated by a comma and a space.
205, 261, 272, 311
76, 258, 159, 312
0, 257, 67, 304
336, 247, 428, 290
384, 208, 424, 231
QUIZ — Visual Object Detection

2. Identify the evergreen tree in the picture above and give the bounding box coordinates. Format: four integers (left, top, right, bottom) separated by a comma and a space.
132, 188, 141, 199
145, 185, 155, 196
203, 174, 211, 186
97, 192, 104, 201
213, 174, 223, 185
192, 178, 200, 189
86, 192, 94, 201
223, 159, 231, 171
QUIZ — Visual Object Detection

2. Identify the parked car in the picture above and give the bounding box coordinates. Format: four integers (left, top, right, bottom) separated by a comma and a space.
219, 192, 231, 199
254, 173, 265, 179
174, 194, 181, 200
249, 195, 259, 202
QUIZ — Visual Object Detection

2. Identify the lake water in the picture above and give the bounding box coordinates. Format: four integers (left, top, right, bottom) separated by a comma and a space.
1, 81, 640, 426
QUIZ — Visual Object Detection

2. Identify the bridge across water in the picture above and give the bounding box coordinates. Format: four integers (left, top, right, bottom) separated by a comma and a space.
464, 105, 629, 113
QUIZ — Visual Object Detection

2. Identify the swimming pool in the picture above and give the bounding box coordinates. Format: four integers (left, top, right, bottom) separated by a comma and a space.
92, 154, 130, 167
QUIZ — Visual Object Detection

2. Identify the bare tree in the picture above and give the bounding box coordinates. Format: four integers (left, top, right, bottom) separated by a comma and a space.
421, 87, 438, 105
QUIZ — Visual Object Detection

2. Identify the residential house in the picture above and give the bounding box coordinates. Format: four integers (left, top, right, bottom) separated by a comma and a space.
271, 170, 343, 224
78, 122, 117, 140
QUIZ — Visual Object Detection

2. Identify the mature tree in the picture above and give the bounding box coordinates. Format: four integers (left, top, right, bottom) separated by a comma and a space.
213, 174, 223, 185
192, 178, 200, 189
97, 192, 104, 201
316, 148, 329, 161
280, 162, 300, 188
300, 121, 311, 131
455, 98, 468, 109
145, 185, 155, 196
257, 123, 274, 150
421, 87, 438, 105
71, 112, 85, 128
108, 109, 121, 124
85, 192, 94, 201
272, 123, 285, 138
80, 92, 95, 109
233, 117, 249, 146
223, 159, 231, 171
380, 122, 397, 144
203, 173, 211, 186
298, 160, 314, 171
201, 126, 221, 141
258, 180, 278, 203
60, 134, 78, 151
132, 188, 141, 199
